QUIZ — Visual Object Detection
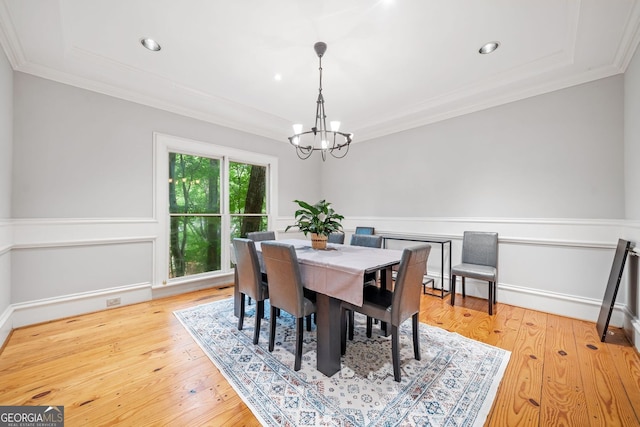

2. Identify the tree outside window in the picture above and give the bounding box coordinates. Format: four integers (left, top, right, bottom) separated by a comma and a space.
229, 161, 267, 239
168, 153, 268, 279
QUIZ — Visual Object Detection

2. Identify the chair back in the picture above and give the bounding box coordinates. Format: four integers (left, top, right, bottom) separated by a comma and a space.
351, 234, 382, 248
355, 226, 375, 235
327, 232, 345, 244
350, 234, 383, 248
233, 238, 265, 300
461, 231, 498, 268
391, 244, 431, 326
247, 231, 276, 242
261, 242, 306, 318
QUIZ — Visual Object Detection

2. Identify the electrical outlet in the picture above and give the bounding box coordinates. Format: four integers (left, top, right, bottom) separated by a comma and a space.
106, 297, 121, 307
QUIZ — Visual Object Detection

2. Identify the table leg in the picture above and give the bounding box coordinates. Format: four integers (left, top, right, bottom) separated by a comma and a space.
315, 293, 342, 377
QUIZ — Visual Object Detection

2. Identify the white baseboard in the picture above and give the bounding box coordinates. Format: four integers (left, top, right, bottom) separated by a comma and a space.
9, 283, 152, 329
0, 276, 236, 350
1, 273, 635, 353
624, 313, 640, 353
151, 273, 233, 299
451, 278, 625, 325
0, 304, 12, 349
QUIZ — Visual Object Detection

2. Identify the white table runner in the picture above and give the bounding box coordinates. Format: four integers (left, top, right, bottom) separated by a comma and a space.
256, 239, 403, 306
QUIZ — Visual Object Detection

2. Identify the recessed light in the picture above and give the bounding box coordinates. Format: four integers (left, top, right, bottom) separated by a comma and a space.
479, 41, 500, 55
140, 38, 161, 52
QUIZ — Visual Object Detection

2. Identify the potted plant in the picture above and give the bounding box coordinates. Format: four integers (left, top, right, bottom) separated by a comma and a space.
285, 199, 344, 249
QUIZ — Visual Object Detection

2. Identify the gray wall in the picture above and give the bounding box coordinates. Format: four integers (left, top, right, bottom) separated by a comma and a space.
13, 73, 321, 219
625, 44, 640, 221
0, 46, 12, 318
322, 75, 625, 220
624, 43, 640, 332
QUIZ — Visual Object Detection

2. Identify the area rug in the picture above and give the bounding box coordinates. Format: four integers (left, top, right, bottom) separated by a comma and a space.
174, 298, 510, 426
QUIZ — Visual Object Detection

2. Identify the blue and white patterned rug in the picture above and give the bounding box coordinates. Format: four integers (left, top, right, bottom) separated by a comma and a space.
174, 298, 510, 426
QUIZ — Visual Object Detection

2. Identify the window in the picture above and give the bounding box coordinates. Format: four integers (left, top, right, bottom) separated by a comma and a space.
168, 153, 221, 278
155, 133, 277, 285
229, 161, 268, 240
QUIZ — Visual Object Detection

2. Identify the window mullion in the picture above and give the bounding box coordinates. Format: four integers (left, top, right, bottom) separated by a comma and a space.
221, 156, 231, 270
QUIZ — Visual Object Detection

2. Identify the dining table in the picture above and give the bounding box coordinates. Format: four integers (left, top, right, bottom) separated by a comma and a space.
235, 238, 403, 377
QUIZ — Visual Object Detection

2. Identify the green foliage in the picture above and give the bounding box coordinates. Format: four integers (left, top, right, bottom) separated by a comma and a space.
229, 162, 266, 214
169, 154, 268, 278
285, 199, 344, 237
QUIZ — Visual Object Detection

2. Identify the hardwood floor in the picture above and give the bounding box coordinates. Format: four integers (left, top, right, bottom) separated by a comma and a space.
1, 285, 639, 426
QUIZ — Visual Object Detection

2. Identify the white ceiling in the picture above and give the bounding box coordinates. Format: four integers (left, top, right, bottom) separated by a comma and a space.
1, 0, 639, 143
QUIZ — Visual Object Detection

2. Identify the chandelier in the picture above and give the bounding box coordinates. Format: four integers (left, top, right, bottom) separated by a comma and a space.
288, 42, 353, 161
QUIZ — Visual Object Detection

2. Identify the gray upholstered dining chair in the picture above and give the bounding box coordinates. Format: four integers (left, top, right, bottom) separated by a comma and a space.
355, 226, 375, 235
245, 230, 275, 303
350, 234, 382, 248
350, 234, 383, 284
233, 238, 269, 345
247, 230, 276, 242
327, 232, 345, 244
341, 244, 431, 382
261, 241, 317, 371
450, 231, 499, 315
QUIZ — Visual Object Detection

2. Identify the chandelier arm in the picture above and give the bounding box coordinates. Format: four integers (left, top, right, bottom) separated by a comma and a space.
329, 141, 350, 159
296, 147, 314, 160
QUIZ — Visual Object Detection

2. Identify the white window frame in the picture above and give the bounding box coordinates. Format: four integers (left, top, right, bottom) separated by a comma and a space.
153, 132, 278, 287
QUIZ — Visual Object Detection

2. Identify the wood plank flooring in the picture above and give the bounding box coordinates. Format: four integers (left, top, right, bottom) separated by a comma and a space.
0, 285, 639, 426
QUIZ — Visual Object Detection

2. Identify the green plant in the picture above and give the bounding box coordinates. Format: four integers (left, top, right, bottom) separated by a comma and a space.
285, 199, 344, 237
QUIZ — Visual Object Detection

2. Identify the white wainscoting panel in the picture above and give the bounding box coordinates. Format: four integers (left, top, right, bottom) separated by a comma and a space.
277, 216, 631, 329
2, 215, 637, 354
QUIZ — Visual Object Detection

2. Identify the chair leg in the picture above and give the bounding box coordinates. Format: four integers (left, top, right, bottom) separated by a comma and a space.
391, 325, 401, 382
366, 316, 373, 338
412, 313, 420, 360
462, 277, 466, 297
493, 281, 497, 304
257, 299, 264, 319
295, 317, 304, 371
237, 294, 245, 330
306, 314, 312, 331
268, 306, 277, 352
450, 275, 456, 306
380, 321, 388, 336
253, 300, 263, 345
488, 282, 493, 315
